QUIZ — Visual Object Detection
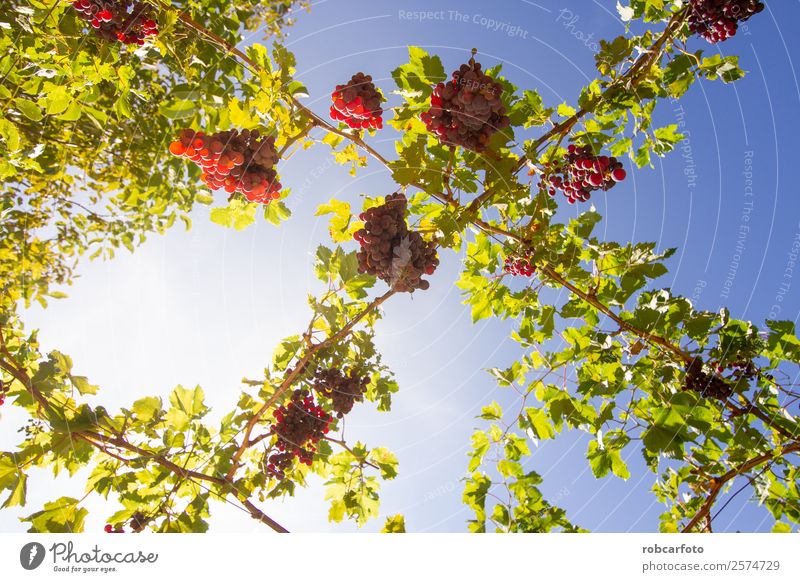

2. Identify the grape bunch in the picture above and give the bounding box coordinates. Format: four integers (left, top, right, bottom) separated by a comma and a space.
503, 252, 535, 277
71, 0, 158, 46
688, 0, 765, 43
540, 145, 626, 204
266, 389, 331, 480
682, 359, 734, 400
709, 358, 759, 379
728, 358, 758, 379
421, 56, 510, 152
129, 511, 147, 532
313, 368, 369, 417
354, 193, 439, 293
330, 73, 384, 130
103, 524, 124, 533
169, 129, 282, 204
0, 379, 6, 407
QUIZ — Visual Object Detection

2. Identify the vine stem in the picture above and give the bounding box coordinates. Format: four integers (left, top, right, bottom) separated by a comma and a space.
224, 289, 396, 481
681, 442, 800, 533
80, 430, 290, 532
511, 9, 689, 175
277, 119, 318, 157
469, 11, 688, 214
724, 397, 796, 442
0, 324, 290, 533
537, 264, 693, 364
170, 8, 451, 207
323, 436, 380, 470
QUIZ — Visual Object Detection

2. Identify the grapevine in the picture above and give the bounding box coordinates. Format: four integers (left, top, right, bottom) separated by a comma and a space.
2, 0, 795, 538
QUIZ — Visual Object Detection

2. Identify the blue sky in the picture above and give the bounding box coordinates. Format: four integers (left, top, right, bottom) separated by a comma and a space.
2, 0, 799, 533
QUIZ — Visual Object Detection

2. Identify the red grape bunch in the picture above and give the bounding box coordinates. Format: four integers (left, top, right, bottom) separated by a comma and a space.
169, 129, 282, 204
421, 56, 511, 152
330, 73, 385, 130
708, 357, 759, 380
313, 368, 368, 417
540, 144, 626, 204
71, 0, 157, 46
688, 0, 765, 43
682, 359, 734, 400
503, 252, 536, 277
728, 358, 758, 379
266, 389, 332, 480
354, 193, 439, 293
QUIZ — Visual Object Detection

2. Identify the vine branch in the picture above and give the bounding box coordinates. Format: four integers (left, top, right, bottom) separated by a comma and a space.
681, 442, 800, 533
225, 289, 396, 480
0, 322, 289, 533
